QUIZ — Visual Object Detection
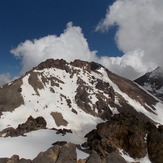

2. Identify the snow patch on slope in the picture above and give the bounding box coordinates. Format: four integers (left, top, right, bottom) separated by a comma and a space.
0, 129, 85, 159
0, 67, 103, 137
96, 68, 163, 125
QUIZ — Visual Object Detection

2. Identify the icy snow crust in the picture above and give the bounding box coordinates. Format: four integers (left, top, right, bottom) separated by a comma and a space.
0, 65, 162, 160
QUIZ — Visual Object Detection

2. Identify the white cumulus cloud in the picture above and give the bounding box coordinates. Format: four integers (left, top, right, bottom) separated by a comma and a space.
0, 73, 11, 86
96, 0, 163, 79
10, 21, 150, 80
11, 1, 163, 81
11, 22, 97, 75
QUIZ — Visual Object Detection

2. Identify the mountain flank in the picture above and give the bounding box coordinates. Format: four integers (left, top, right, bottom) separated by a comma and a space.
135, 67, 163, 101
0, 59, 162, 163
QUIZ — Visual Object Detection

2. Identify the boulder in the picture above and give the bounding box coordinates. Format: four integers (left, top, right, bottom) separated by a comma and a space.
5, 116, 46, 137
86, 150, 101, 163
56, 143, 77, 163
106, 152, 127, 163
33, 145, 60, 163
147, 123, 163, 163
85, 113, 147, 158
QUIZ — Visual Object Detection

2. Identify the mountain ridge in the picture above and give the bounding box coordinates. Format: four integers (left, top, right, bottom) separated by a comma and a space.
0, 59, 162, 162
135, 66, 163, 101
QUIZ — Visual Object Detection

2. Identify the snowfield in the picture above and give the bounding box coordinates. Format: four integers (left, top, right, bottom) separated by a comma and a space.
0, 61, 162, 162
0, 129, 86, 159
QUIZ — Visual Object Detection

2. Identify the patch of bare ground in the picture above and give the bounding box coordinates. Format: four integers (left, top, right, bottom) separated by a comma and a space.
51, 112, 68, 127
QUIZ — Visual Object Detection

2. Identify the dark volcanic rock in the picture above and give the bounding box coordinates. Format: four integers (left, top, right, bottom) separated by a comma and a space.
85, 113, 163, 163
147, 123, 163, 163
4, 116, 46, 137
51, 128, 72, 136
36, 59, 70, 72
52, 141, 67, 146
85, 113, 147, 159
90, 62, 102, 71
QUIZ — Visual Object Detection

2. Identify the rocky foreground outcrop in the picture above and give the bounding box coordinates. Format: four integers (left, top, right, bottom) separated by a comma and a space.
0, 143, 76, 163
0, 143, 127, 163
84, 113, 163, 163
0, 59, 163, 162
0, 113, 162, 163
0, 116, 46, 137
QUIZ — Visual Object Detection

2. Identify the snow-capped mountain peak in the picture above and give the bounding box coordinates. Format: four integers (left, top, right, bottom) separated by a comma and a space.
135, 66, 163, 101
0, 59, 163, 162
1, 59, 162, 132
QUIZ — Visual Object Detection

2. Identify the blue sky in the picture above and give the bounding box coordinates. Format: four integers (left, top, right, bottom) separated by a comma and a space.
0, 0, 122, 77
0, 0, 163, 85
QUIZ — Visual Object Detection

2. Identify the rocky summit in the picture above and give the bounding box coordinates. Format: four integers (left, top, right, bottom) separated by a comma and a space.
135, 66, 163, 101
0, 59, 163, 163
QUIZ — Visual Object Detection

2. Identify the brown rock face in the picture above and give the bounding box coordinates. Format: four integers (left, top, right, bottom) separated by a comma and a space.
34, 143, 77, 163
0, 143, 77, 163
85, 113, 148, 158
106, 152, 127, 163
0, 59, 162, 163
4, 116, 46, 137
36, 59, 70, 72
51, 112, 68, 127
28, 72, 44, 96
0, 59, 159, 124
85, 151, 127, 163
0, 78, 24, 114
56, 143, 77, 163
0, 155, 31, 163
75, 74, 115, 120
33, 145, 60, 163
147, 124, 163, 163
86, 150, 102, 163
106, 69, 158, 112
85, 113, 163, 163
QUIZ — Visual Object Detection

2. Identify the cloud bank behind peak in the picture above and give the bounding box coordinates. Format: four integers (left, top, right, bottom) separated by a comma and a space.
11, 22, 97, 75
10, 20, 156, 81
96, 0, 163, 76
11, 0, 163, 82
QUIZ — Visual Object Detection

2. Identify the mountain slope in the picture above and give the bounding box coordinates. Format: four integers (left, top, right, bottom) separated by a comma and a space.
0, 59, 163, 162
135, 67, 163, 101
